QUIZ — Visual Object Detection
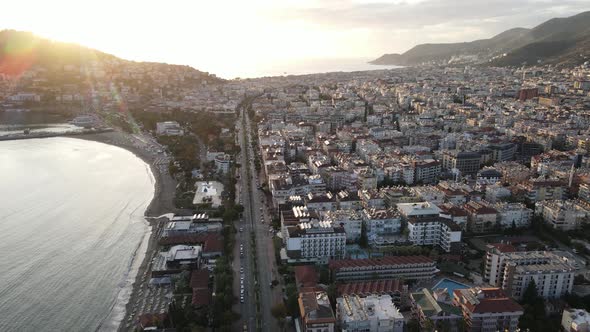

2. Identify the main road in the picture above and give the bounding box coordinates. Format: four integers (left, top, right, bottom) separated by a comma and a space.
235, 105, 282, 332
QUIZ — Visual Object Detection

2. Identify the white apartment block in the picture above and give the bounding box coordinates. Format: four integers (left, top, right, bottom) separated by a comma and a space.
535, 200, 590, 231
323, 209, 362, 242
504, 261, 575, 300
285, 221, 346, 262
362, 208, 402, 243
407, 217, 462, 253
492, 202, 533, 228
336, 294, 404, 332
484, 246, 575, 300
396, 202, 441, 219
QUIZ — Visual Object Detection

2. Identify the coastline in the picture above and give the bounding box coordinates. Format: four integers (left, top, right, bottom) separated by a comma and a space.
70, 131, 178, 331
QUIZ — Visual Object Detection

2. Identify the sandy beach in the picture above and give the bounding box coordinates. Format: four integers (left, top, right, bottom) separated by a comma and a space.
70, 130, 179, 331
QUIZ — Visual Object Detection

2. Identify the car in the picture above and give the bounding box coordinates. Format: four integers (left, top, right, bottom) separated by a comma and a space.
240, 297, 244, 304
239, 227, 243, 232
240, 267, 244, 273
241, 275, 244, 280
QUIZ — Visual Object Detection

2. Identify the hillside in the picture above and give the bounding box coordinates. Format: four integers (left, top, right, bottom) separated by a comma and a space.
371, 11, 590, 67
0, 30, 223, 116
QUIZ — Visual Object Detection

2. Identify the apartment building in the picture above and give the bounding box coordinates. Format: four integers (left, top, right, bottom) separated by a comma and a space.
323, 209, 363, 242
413, 159, 442, 184
396, 202, 441, 219
521, 179, 567, 202
286, 220, 346, 262
464, 201, 498, 233
407, 217, 462, 253
329, 256, 437, 281
453, 288, 523, 332
299, 291, 336, 332
484, 245, 575, 300
336, 294, 404, 332
362, 208, 402, 244
535, 200, 590, 231
492, 202, 533, 229
442, 150, 481, 176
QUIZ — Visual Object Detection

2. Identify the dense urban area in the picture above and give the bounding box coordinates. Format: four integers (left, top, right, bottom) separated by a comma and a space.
4, 42, 590, 332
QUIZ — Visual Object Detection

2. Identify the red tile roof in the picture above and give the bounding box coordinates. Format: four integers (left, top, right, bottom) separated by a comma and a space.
190, 269, 209, 289
337, 279, 405, 296
328, 255, 434, 271
294, 265, 319, 288
192, 288, 211, 307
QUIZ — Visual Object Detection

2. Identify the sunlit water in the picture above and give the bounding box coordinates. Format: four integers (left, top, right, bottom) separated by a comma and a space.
0, 137, 155, 331
209, 57, 402, 79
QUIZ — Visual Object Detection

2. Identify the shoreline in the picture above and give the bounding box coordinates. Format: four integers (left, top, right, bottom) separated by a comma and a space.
70, 131, 179, 331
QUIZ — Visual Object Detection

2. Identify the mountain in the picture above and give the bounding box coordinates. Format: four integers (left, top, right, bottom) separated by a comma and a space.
371, 11, 590, 67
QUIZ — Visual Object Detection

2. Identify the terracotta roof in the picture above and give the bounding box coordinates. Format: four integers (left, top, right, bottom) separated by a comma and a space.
489, 243, 517, 253
337, 279, 404, 296
192, 288, 211, 307
329, 255, 434, 271
294, 265, 319, 288
190, 269, 209, 289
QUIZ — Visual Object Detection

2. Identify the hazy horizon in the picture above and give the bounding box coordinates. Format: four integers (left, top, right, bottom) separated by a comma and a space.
1, 0, 588, 77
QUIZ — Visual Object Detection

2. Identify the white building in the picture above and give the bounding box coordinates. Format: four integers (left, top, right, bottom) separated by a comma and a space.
535, 200, 590, 231
336, 294, 404, 332
396, 202, 441, 219
214, 153, 231, 174
323, 209, 363, 242
362, 208, 402, 244
285, 220, 346, 262
492, 202, 533, 228
484, 246, 575, 300
562, 308, 590, 332
156, 121, 184, 136
407, 217, 462, 253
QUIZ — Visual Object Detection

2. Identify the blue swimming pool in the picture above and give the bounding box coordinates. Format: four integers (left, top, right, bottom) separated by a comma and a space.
432, 278, 470, 297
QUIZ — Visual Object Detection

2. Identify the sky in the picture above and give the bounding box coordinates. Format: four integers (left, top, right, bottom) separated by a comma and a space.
1, 0, 588, 78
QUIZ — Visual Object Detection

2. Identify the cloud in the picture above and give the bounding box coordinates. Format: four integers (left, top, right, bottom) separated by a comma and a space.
265, 0, 590, 53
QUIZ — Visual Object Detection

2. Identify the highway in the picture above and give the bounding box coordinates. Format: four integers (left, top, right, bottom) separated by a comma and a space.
235, 105, 282, 332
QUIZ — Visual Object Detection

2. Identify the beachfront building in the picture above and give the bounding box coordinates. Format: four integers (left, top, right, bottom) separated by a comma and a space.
453, 288, 523, 332
329, 256, 437, 281
336, 294, 404, 332
193, 181, 224, 208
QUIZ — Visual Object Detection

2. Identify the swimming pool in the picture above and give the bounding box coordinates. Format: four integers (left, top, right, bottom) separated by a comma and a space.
432, 278, 470, 297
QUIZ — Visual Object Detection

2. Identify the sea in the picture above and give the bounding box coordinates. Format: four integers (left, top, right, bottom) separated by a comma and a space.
0, 137, 155, 332
208, 57, 401, 79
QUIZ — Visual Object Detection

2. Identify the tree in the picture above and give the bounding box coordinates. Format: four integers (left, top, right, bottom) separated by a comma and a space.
359, 221, 368, 248
406, 318, 421, 332
271, 303, 287, 319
